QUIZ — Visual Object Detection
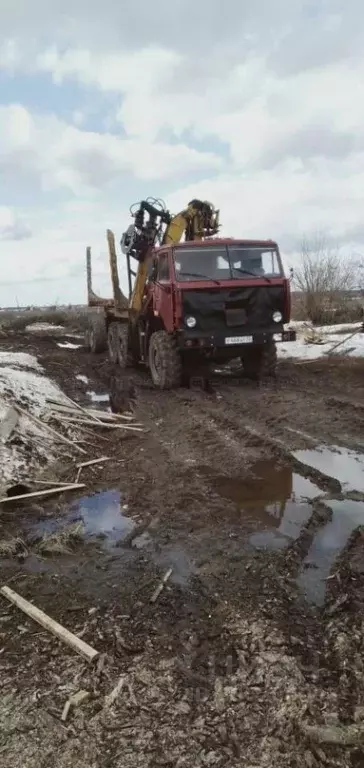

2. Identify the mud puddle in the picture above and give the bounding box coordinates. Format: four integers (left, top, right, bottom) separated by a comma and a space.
297, 497, 364, 605
294, 445, 364, 494
32, 490, 195, 586
34, 490, 133, 546
201, 459, 322, 549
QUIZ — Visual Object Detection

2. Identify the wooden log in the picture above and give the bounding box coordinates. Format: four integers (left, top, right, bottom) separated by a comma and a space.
47, 400, 135, 422
0, 483, 85, 504
76, 456, 111, 469
47, 393, 104, 424
0, 586, 99, 662
13, 404, 86, 454
50, 415, 144, 432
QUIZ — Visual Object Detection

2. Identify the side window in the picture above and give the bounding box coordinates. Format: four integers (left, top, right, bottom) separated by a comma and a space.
261, 251, 280, 276
157, 253, 170, 281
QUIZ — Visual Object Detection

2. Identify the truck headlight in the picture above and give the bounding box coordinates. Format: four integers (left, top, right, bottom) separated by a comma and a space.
186, 316, 196, 328
273, 311, 282, 323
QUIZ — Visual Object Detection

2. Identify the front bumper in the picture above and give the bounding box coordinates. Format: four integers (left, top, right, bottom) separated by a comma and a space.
176, 327, 296, 349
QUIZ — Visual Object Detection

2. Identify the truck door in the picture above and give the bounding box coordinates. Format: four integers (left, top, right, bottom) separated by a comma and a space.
154, 250, 173, 331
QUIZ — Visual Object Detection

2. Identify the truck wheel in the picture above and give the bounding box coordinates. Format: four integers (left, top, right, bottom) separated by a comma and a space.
107, 322, 129, 367
148, 331, 182, 389
85, 315, 107, 353
242, 340, 277, 380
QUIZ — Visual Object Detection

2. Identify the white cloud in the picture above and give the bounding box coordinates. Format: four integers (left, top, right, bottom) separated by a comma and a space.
1, 0, 364, 306
0, 207, 31, 241
0, 103, 221, 195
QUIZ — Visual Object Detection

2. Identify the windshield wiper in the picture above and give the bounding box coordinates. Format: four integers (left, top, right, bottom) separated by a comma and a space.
178, 271, 221, 285
232, 267, 272, 284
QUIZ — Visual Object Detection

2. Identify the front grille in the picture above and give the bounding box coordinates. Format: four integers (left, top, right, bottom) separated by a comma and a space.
182, 285, 286, 332
225, 307, 247, 327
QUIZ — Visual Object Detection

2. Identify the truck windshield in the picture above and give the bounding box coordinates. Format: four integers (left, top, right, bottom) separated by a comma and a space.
173, 245, 283, 282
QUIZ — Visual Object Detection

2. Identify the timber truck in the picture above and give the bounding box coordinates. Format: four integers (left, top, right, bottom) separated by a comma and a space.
85, 197, 296, 388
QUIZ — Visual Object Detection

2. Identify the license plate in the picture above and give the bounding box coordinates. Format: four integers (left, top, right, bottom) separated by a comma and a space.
225, 336, 253, 345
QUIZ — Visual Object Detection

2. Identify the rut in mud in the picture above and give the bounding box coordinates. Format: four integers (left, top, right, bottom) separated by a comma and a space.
1, 324, 364, 767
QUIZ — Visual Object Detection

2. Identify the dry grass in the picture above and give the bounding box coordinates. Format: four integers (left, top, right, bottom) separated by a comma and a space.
36, 521, 85, 556
291, 293, 363, 325
0, 306, 90, 333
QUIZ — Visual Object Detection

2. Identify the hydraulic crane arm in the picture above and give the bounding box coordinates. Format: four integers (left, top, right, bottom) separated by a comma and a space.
162, 199, 220, 244
120, 197, 220, 315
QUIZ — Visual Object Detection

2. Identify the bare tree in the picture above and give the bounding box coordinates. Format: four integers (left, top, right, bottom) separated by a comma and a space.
293, 233, 360, 323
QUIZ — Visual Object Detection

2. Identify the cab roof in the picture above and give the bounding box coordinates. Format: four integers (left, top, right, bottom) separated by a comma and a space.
173, 237, 278, 248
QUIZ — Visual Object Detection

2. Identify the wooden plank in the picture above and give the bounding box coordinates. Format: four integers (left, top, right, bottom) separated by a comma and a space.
0, 483, 85, 504
0, 586, 99, 662
76, 456, 111, 469
45, 395, 103, 424
150, 568, 173, 603
31, 480, 80, 487
51, 415, 144, 432
49, 402, 136, 423
13, 404, 86, 454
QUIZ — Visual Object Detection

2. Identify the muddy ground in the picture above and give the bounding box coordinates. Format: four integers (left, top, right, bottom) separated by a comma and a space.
1, 325, 364, 767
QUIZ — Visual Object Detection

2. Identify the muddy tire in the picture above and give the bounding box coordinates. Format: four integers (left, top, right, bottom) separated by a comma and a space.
242, 340, 277, 380
85, 315, 107, 353
109, 374, 136, 413
261, 340, 277, 377
148, 331, 182, 389
107, 322, 130, 367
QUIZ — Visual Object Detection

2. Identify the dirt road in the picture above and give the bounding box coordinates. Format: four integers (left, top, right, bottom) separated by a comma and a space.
1, 324, 364, 767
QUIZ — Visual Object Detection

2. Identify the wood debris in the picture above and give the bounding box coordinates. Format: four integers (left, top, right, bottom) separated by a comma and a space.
13, 403, 87, 454
76, 456, 112, 469
0, 586, 99, 661
61, 689, 90, 722
104, 675, 125, 708
0, 483, 85, 504
44, 399, 145, 433
301, 721, 364, 746
150, 568, 173, 603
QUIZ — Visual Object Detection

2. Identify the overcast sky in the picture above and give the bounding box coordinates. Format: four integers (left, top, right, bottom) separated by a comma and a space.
0, 0, 363, 306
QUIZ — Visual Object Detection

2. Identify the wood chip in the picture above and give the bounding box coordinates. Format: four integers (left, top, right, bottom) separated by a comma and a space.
150, 568, 173, 603
104, 675, 125, 708
0, 586, 99, 662
61, 690, 90, 721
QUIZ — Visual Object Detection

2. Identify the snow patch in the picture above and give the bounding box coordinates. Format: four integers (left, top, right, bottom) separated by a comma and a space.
57, 342, 81, 349
25, 322, 65, 333
0, 352, 72, 487
280, 323, 364, 361
0, 352, 42, 370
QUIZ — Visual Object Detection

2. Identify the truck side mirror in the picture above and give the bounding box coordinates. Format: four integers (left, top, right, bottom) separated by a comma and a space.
289, 267, 294, 281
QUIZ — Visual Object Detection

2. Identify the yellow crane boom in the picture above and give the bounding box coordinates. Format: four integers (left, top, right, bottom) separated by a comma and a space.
120, 198, 220, 316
